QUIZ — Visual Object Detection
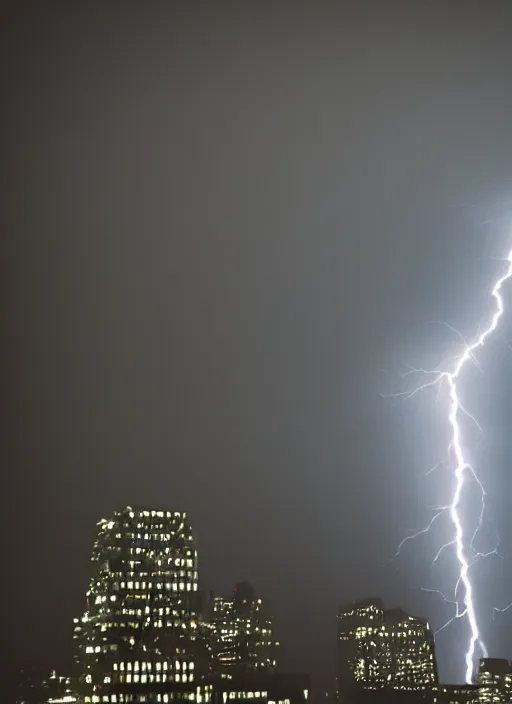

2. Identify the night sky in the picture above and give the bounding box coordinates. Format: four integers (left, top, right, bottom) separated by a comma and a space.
4, 0, 512, 696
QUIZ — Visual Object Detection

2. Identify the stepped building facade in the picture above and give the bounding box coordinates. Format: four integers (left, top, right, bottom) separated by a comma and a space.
206, 581, 278, 676
73, 507, 204, 703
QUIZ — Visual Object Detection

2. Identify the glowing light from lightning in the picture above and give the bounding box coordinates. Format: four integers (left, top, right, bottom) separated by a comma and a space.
385, 247, 512, 683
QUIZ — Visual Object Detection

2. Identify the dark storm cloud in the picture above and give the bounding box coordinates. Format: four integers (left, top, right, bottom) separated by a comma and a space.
3, 0, 512, 692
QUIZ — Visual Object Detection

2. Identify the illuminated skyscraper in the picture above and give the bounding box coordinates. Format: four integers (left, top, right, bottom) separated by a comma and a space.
337, 598, 437, 701
475, 659, 512, 703
73, 507, 206, 703
207, 582, 279, 676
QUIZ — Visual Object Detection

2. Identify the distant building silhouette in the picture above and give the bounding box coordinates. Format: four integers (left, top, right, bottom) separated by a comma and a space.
16, 670, 75, 704
16, 668, 48, 704
336, 597, 438, 702
73, 506, 209, 703
206, 581, 279, 676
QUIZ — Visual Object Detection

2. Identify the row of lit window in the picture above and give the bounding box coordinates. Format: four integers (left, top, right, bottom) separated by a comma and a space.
113, 532, 189, 541
132, 509, 183, 518
479, 673, 512, 684
113, 606, 179, 617
85, 693, 208, 703
340, 605, 382, 618
109, 509, 185, 519
129, 524, 182, 532
350, 628, 430, 642
113, 660, 194, 671
113, 522, 187, 533
364, 657, 434, 670
94, 581, 197, 594
222, 693, 269, 700
214, 599, 262, 609
86, 618, 190, 633
124, 554, 196, 569
106, 570, 196, 581
215, 623, 268, 635
85, 645, 120, 653
116, 673, 194, 684
118, 580, 195, 590
109, 531, 194, 543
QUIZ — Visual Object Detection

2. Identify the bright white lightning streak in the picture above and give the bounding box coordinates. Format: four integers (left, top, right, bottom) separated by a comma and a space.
388, 247, 512, 684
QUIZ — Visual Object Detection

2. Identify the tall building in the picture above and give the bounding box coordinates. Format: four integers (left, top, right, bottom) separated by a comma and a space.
74, 507, 206, 704
207, 582, 279, 676
337, 598, 438, 702
475, 659, 512, 704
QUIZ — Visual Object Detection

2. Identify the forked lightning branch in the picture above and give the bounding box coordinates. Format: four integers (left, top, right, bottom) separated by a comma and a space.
384, 247, 512, 684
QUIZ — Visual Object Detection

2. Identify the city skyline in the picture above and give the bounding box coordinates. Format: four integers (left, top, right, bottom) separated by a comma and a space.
6, 2, 512, 699
15, 504, 512, 704
22, 506, 512, 689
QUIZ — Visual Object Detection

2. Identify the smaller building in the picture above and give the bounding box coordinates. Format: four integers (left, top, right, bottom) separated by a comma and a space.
211, 673, 310, 704
335, 685, 483, 704
343, 691, 433, 704
16, 669, 50, 704
208, 582, 279, 676
437, 684, 481, 704
476, 659, 512, 704
337, 597, 438, 700
16, 670, 76, 704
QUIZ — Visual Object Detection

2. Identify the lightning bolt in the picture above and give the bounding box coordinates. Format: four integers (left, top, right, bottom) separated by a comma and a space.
493, 602, 512, 619
421, 588, 467, 636
384, 247, 512, 683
